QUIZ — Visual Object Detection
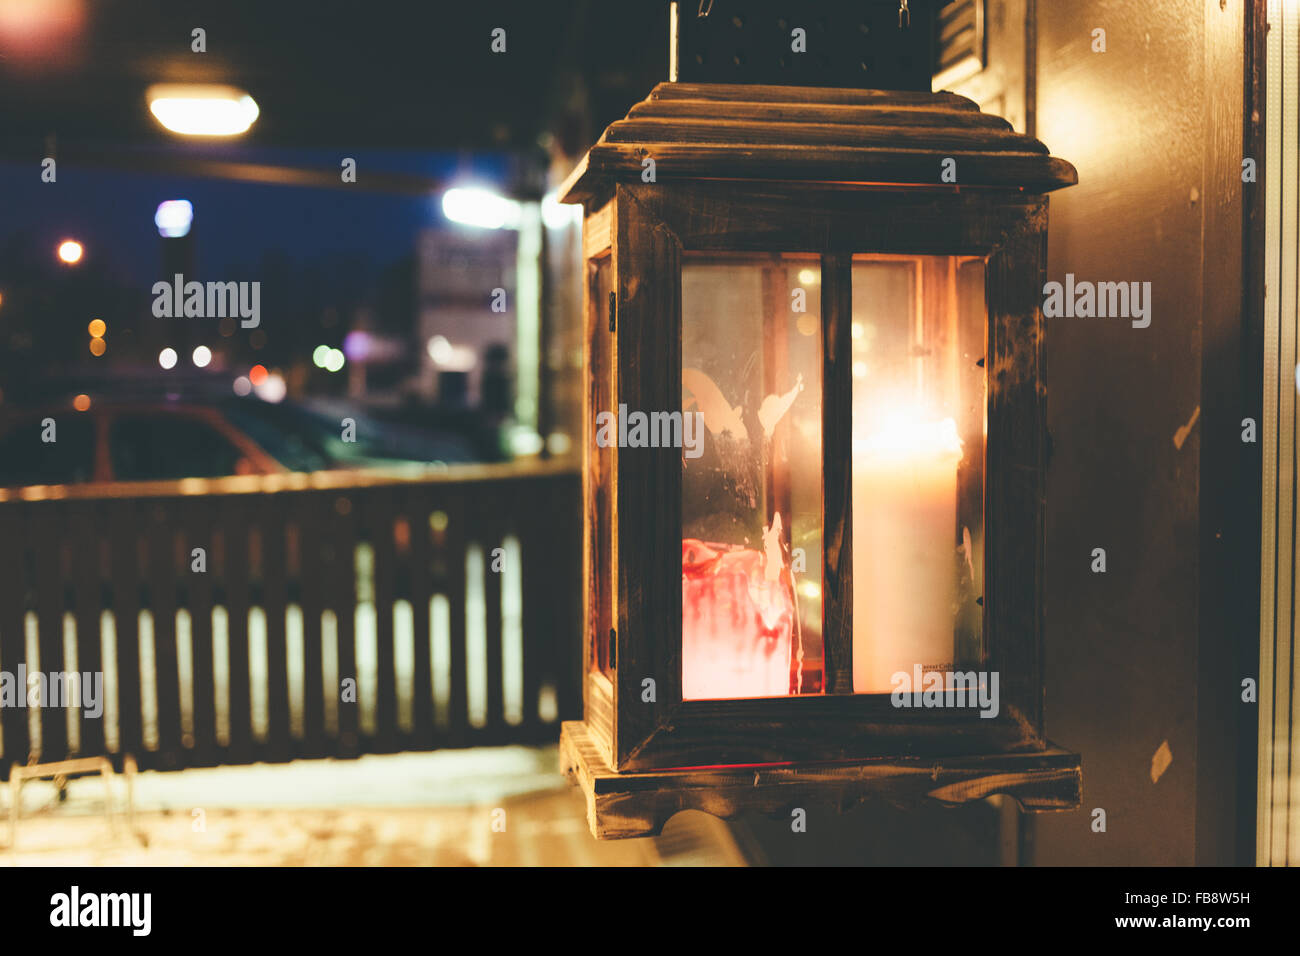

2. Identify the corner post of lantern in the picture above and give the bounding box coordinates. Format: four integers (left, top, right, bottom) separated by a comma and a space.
821, 251, 854, 697
613, 183, 685, 768
983, 200, 1054, 736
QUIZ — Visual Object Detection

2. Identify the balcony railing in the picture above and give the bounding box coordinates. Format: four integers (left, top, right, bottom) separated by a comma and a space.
0, 461, 581, 775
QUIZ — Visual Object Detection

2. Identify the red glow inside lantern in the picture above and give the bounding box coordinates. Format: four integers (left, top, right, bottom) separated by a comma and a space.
682, 537, 796, 700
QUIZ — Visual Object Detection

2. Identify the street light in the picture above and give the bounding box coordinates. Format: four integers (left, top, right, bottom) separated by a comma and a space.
155, 200, 194, 238
147, 84, 259, 137
441, 187, 520, 230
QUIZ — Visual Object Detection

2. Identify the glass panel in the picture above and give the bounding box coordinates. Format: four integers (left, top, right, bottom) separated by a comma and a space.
681, 254, 823, 699
850, 255, 986, 693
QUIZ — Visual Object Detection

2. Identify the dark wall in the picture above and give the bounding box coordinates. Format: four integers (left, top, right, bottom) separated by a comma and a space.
1031, 0, 1248, 865
736, 0, 1253, 866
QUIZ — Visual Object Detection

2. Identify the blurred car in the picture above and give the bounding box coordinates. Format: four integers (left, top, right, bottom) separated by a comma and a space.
219, 398, 478, 471
0, 396, 476, 488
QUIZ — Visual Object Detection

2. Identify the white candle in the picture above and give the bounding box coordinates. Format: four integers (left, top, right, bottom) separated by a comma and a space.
852, 417, 963, 693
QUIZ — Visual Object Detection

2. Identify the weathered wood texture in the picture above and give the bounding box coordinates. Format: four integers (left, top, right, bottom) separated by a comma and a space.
613, 185, 684, 769
560, 720, 1081, 839
984, 208, 1049, 744
560, 83, 1077, 208
0, 464, 580, 778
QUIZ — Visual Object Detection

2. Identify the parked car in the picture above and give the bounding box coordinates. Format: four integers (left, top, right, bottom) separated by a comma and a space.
219, 398, 478, 471
0, 395, 477, 488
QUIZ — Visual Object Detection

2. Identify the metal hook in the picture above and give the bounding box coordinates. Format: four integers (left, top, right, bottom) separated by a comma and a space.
899, 0, 910, 28
698, 0, 713, 17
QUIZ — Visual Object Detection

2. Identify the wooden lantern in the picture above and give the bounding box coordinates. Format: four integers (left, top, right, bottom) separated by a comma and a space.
558, 80, 1082, 839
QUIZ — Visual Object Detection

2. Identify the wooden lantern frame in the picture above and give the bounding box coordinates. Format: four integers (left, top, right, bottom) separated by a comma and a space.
559, 83, 1082, 837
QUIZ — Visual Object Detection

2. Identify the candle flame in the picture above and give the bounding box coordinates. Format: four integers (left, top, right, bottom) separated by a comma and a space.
854, 416, 963, 461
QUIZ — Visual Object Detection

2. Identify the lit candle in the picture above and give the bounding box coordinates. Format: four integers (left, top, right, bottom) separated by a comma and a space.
852, 417, 963, 693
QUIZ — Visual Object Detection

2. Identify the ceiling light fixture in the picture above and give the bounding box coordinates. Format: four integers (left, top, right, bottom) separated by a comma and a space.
147, 83, 259, 137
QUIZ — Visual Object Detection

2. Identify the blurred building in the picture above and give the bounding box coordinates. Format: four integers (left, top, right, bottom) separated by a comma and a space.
415, 228, 516, 407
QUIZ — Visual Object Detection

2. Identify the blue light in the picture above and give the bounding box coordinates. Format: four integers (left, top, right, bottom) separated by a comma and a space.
155, 199, 194, 238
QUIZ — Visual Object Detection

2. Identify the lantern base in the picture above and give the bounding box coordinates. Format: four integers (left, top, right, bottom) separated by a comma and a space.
559, 720, 1081, 840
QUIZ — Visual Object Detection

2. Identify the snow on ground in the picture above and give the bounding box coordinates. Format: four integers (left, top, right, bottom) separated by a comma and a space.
1, 746, 746, 866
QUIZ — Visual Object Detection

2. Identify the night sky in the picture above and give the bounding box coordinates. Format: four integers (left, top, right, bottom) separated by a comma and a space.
1, 148, 510, 292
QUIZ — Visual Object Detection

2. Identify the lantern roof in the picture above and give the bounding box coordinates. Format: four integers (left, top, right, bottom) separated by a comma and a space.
559, 82, 1077, 206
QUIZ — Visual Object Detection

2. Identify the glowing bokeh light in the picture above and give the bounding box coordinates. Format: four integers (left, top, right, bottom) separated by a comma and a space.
89, 337, 106, 356
541, 191, 582, 230
248, 364, 268, 386
87, 319, 105, 337
254, 371, 287, 403
192, 345, 212, 368
427, 334, 452, 365
73, 394, 91, 412
342, 330, 372, 361
158, 347, 178, 370
57, 240, 83, 264
441, 187, 520, 230
154, 199, 194, 238
426, 335, 477, 372
0, 0, 85, 66
147, 84, 260, 136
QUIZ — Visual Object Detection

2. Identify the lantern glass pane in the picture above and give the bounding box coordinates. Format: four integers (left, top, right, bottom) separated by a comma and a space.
680, 253, 823, 699
850, 255, 987, 694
